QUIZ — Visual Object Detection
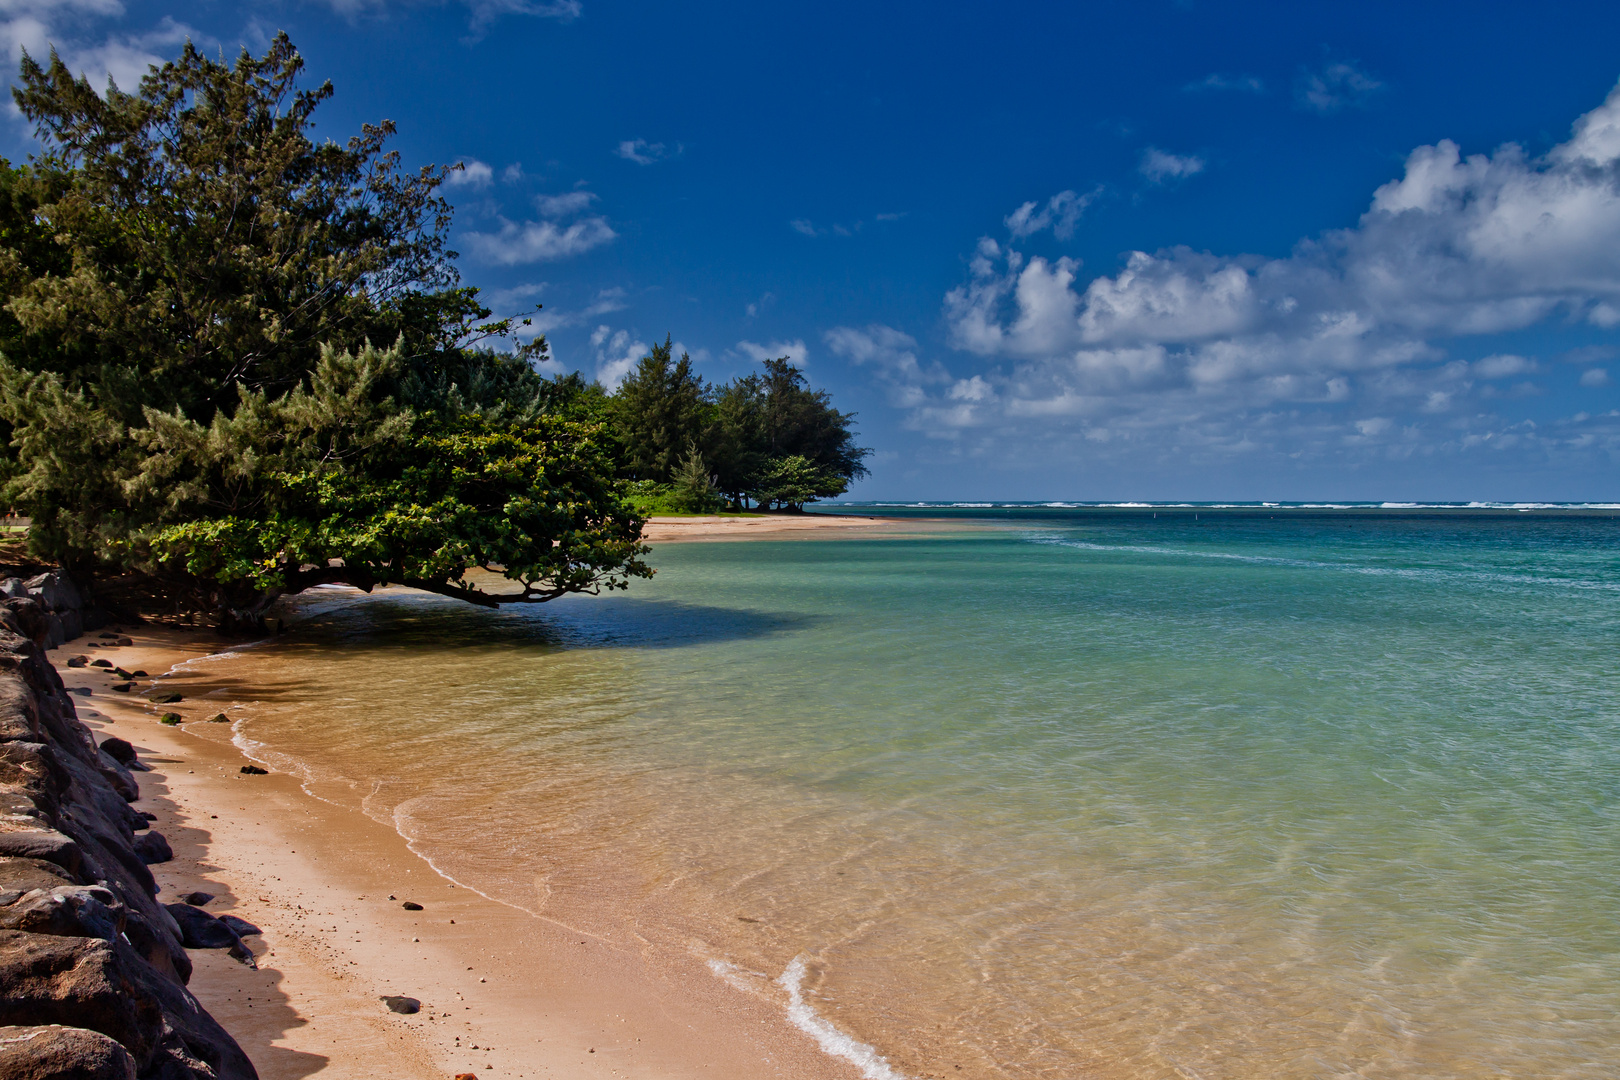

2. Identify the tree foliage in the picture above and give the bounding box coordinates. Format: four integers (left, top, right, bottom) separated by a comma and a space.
606, 348, 870, 511
0, 36, 646, 623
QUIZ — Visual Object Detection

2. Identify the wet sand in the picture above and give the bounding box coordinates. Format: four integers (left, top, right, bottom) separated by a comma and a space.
53, 628, 871, 1080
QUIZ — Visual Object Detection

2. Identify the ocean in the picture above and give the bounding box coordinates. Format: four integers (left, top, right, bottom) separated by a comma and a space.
204, 506, 1620, 1078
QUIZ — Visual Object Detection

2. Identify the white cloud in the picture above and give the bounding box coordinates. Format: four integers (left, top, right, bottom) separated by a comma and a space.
533, 190, 596, 217
736, 338, 810, 368
1296, 61, 1383, 114
1185, 73, 1264, 94
0, 6, 202, 99
615, 138, 670, 165
525, 285, 627, 332
1581, 367, 1612, 387
322, 0, 581, 36
1005, 188, 1098, 240
1471, 354, 1535, 379
461, 215, 615, 265
790, 219, 820, 237
591, 325, 647, 389
447, 160, 494, 188
1139, 148, 1205, 184
912, 76, 1620, 463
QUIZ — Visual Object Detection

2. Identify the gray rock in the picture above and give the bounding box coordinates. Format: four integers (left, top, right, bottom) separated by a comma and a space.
24, 573, 83, 614
131, 833, 171, 866
0, 578, 27, 600
0, 1023, 137, 1080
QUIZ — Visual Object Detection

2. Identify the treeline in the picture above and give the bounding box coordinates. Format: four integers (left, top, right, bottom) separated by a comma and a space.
549, 341, 869, 514
0, 37, 867, 625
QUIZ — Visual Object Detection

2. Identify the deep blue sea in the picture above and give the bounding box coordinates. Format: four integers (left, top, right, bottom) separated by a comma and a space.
219, 505, 1620, 1078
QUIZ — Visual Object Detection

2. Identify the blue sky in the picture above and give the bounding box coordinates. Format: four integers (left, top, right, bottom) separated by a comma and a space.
5, 0, 1620, 500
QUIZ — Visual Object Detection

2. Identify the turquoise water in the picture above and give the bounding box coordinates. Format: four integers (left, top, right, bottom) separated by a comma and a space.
214, 509, 1619, 1078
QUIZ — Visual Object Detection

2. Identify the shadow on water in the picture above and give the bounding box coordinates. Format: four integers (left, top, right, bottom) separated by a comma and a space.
276, 588, 809, 653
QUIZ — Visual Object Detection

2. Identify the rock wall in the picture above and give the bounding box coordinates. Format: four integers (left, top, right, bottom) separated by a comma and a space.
0, 596, 255, 1079
0, 571, 104, 651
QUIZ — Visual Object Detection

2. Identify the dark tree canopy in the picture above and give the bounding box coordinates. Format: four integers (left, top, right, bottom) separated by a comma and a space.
606, 345, 870, 511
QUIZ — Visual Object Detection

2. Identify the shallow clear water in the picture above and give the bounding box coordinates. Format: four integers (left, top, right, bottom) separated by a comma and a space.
203, 509, 1620, 1078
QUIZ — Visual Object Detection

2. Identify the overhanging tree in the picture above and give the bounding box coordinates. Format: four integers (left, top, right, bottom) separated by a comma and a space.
0, 36, 648, 621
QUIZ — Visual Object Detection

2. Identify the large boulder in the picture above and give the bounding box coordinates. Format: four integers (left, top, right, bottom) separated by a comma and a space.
0, 1024, 137, 1080
23, 574, 83, 615
0, 930, 165, 1067
131, 832, 171, 866
0, 832, 83, 878
0, 886, 125, 941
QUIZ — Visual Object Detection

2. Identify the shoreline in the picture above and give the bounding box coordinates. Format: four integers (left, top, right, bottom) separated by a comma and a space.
55, 624, 881, 1080
639, 512, 973, 543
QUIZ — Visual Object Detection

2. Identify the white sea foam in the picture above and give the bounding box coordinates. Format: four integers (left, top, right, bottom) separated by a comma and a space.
709, 956, 907, 1079
775, 957, 907, 1080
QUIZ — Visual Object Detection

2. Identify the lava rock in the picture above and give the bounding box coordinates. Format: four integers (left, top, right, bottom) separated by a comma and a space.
96, 739, 137, 767
0, 930, 165, 1066
89, 660, 112, 669
218, 915, 260, 938
0, 1023, 138, 1080
180, 892, 214, 907
113, 638, 132, 648
208, 714, 231, 723
147, 694, 181, 705
131, 833, 171, 866
401, 901, 423, 911
158, 714, 181, 726
238, 765, 267, 775
163, 905, 240, 950
0, 886, 125, 942
380, 995, 419, 1014
66, 656, 89, 668
0, 833, 83, 878
109, 684, 132, 694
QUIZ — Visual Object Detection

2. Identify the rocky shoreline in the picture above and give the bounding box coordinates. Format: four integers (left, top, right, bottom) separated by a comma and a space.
0, 588, 256, 1079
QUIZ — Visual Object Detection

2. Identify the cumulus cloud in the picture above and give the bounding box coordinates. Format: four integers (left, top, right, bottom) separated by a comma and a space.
908, 76, 1620, 463
461, 216, 615, 265
1581, 368, 1612, 387
0, 5, 203, 100
615, 138, 673, 164
1296, 61, 1383, 113
591, 325, 647, 389
736, 338, 810, 367
1005, 188, 1098, 240
1139, 148, 1205, 184
533, 190, 596, 217
447, 160, 494, 188
1185, 73, 1264, 94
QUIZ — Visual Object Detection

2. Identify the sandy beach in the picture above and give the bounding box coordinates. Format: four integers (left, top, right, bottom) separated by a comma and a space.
637, 512, 944, 543
52, 583, 892, 1077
